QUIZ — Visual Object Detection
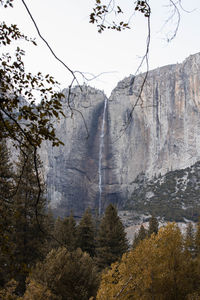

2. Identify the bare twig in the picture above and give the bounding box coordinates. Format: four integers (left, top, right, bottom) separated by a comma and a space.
74, 70, 118, 82
115, 275, 133, 298
72, 108, 90, 139
162, 0, 193, 43
21, 0, 80, 87
113, 1, 151, 143
178, 0, 197, 13
20, 0, 93, 140
166, 0, 181, 42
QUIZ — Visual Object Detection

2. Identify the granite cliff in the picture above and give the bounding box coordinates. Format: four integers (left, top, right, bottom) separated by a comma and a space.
40, 86, 112, 217
41, 52, 200, 218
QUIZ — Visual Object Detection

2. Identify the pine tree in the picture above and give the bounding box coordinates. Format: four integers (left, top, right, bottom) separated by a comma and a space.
12, 147, 48, 292
195, 218, 200, 257
0, 139, 15, 286
132, 224, 147, 249
53, 216, 63, 244
137, 224, 147, 240
185, 222, 195, 256
76, 208, 96, 257
96, 204, 128, 269
53, 213, 77, 251
132, 233, 139, 249
0, 139, 14, 202
40, 208, 56, 256
148, 215, 159, 236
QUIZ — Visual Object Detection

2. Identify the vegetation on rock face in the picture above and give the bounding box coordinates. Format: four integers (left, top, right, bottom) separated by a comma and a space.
125, 161, 200, 222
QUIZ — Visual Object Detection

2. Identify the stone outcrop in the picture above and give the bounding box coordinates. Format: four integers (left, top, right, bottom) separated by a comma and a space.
109, 52, 200, 201
41, 53, 200, 217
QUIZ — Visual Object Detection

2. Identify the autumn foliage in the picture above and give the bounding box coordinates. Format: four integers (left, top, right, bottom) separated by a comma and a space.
97, 223, 200, 300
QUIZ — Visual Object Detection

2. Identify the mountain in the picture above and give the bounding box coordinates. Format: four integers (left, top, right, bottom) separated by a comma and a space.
124, 161, 200, 222
40, 52, 200, 219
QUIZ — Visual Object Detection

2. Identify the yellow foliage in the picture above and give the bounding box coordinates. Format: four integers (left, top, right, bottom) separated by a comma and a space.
187, 293, 200, 300
0, 279, 20, 300
0, 279, 60, 300
22, 279, 60, 300
97, 223, 199, 300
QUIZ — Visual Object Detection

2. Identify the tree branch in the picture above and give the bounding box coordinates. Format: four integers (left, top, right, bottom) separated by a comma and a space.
113, 1, 151, 143
21, 0, 80, 87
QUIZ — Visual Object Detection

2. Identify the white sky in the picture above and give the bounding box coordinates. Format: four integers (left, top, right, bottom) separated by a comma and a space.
1, 0, 200, 96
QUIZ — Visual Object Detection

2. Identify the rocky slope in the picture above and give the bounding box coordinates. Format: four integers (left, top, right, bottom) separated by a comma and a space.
41, 52, 200, 218
124, 160, 200, 222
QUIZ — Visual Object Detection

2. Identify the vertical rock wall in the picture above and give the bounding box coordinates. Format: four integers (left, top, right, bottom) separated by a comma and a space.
41, 53, 200, 217
109, 53, 200, 200
41, 86, 114, 217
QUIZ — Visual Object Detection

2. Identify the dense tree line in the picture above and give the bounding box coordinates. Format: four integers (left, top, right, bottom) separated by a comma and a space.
0, 140, 50, 293
2, 137, 200, 300
2, 138, 200, 299
0, 140, 129, 298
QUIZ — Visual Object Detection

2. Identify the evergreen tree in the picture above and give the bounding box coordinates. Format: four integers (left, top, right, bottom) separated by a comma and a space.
132, 224, 147, 249
96, 204, 128, 269
53, 216, 63, 245
0, 139, 14, 202
0, 139, 15, 286
76, 208, 96, 257
53, 212, 77, 251
12, 147, 48, 292
137, 224, 147, 240
148, 215, 159, 236
185, 222, 195, 256
132, 233, 139, 249
195, 218, 200, 257
40, 208, 56, 256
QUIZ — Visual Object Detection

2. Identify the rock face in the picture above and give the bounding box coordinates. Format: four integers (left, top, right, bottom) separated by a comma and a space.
40, 86, 113, 217
124, 160, 200, 222
41, 53, 200, 217
109, 53, 200, 201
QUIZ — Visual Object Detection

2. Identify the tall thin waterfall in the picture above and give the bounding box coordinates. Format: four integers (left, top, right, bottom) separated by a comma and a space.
98, 98, 108, 216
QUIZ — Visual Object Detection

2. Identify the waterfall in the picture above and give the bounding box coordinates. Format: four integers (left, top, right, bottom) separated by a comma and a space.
98, 98, 108, 216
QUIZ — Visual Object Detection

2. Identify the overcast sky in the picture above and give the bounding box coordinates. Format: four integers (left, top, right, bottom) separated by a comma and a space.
2, 0, 200, 96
